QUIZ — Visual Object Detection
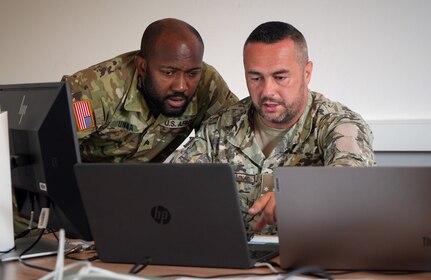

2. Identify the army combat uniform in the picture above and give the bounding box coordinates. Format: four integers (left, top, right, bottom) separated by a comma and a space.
63, 51, 238, 162
172, 91, 375, 234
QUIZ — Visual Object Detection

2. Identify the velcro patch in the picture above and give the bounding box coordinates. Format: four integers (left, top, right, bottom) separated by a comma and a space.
161, 118, 195, 128
73, 100, 95, 131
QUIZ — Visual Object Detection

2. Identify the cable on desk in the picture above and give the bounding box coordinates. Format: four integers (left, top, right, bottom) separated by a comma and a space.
15, 229, 30, 239
15, 226, 58, 241
129, 257, 152, 274
15, 226, 38, 240
0, 245, 15, 254
15, 227, 64, 273
282, 266, 333, 279
254, 261, 279, 273
17, 228, 53, 273
14, 200, 47, 240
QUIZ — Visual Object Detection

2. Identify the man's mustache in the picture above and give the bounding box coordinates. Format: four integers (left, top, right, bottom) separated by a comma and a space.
260, 96, 284, 105
165, 92, 187, 100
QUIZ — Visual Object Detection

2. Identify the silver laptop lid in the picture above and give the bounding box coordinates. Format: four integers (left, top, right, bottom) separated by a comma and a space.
274, 166, 431, 271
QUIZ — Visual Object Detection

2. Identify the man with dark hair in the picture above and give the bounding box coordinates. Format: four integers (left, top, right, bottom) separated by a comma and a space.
63, 18, 238, 163
172, 21, 375, 235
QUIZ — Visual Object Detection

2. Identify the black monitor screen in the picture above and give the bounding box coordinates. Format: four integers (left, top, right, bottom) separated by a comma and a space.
0, 82, 92, 240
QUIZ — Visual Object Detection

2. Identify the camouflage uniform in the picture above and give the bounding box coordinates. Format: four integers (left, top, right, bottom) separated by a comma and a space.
62, 51, 238, 162
172, 91, 375, 234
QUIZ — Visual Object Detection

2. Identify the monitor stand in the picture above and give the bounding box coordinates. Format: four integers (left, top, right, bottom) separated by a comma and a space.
0, 236, 69, 262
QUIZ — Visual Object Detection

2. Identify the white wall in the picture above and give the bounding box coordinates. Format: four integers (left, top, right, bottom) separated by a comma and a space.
1, 0, 431, 150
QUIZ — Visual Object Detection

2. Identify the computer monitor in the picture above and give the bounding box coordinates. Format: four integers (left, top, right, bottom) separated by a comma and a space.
0, 82, 92, 240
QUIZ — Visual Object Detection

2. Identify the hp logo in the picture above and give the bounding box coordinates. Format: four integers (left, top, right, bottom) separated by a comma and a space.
150, 206, 171, 224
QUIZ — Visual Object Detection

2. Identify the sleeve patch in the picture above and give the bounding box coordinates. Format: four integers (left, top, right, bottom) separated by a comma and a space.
73, 100, 95, 131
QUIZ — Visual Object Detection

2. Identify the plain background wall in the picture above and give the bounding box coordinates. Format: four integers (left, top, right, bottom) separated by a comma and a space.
1, 0, 431, 153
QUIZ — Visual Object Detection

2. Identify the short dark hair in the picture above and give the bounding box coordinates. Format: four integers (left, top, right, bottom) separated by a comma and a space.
244, 21, 308, 66
140, 18, 204, 58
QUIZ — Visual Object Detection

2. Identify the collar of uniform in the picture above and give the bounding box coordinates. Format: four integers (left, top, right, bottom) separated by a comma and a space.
223, 98, 265, 163
124, 71, 149, 114
152, 93, 198, 128
226, 92, 314, 153
225, 98, 254, 146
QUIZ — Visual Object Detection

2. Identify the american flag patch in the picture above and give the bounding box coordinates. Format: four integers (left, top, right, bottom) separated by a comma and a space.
73, 100, 95, 131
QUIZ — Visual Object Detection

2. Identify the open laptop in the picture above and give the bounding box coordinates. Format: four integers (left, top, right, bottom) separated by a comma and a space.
274, 166, 431, 271
74, 163, 278, 268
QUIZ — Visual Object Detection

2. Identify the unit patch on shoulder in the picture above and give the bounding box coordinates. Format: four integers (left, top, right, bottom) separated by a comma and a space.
73, 100, 95, 131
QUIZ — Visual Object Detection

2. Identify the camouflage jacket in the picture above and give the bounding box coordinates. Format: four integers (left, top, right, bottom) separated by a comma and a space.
62, 51, 238, 162
172, 91, 375, 234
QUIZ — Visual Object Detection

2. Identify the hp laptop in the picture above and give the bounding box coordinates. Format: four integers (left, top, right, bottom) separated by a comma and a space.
274, 166, 431, 271
74, 163, 278, 268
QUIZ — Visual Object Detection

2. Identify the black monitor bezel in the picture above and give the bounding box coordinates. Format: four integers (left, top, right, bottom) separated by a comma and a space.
0, 82, 92, 240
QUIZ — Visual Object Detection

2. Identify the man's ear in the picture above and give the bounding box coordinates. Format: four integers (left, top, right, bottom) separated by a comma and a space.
304, 61, 313, 85
135, 55, 147, 77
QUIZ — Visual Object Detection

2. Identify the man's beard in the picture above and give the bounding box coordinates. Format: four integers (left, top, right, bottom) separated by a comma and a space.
142, 76, 192, 117
256, 96, 300, 124
256, 82, 307, 125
